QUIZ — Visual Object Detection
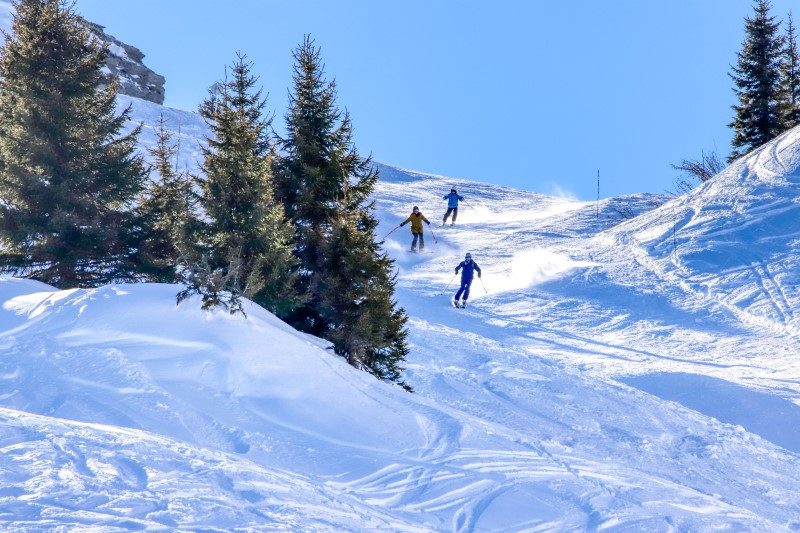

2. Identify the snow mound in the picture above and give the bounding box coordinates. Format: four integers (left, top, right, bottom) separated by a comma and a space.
602, 126, 800, 334
0, 280, 424, 456
0, 279, 440, 528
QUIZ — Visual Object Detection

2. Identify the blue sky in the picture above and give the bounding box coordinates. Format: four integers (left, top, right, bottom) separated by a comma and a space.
77, 0, 796, 199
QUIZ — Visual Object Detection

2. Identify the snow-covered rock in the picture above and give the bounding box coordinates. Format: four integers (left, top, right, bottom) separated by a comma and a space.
81, 19, 166, 104
0, 1, 165, 104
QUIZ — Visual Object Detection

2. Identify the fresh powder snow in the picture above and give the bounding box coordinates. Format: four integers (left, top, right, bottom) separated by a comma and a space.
2, 1, 800, 528
1, 94, 800, 529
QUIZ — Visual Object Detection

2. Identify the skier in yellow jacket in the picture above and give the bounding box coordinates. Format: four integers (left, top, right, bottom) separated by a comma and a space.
400, 206, 431, 252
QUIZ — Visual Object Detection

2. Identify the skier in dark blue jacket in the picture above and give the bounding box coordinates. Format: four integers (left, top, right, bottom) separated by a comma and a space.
442, 188, 464, 226
453, 252, 481, 308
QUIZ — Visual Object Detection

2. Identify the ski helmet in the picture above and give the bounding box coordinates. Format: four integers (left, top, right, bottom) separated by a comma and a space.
412, 205, 419, 212
451, 187, 457, 193
465, 252, 472, 259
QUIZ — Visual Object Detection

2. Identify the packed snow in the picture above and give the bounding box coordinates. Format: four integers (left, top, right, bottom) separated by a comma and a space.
2, 91, 800, 529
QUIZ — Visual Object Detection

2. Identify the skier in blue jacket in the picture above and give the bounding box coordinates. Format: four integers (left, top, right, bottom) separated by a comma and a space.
442, 187, 464, 226
453, 252, 481, 308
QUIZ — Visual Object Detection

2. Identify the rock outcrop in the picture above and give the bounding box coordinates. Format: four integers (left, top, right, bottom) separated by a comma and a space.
80, 19, 166, 105
0, 1, 166, 104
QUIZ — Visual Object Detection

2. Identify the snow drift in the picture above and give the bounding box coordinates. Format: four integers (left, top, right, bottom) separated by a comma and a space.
602, 126, 800, 335
0, 279, 425, 456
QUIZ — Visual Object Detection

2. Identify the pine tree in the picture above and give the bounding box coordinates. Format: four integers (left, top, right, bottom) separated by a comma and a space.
275, 37, 410, 388
322, 208, 411, 389
780, 11, 800, 128
0, 0, 146, 288
134, 115, 194, 283
729, 0, 787, 162
179, 54, 300, 317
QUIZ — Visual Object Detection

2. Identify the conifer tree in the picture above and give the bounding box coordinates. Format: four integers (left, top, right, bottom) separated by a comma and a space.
0, 0, 146, 288
322, 208, 411, 389
134, 115, 194, 282
275, 37, 410, 388
179, 54, 300, 317
780, 11, 800, 128
729, 0, 787, 162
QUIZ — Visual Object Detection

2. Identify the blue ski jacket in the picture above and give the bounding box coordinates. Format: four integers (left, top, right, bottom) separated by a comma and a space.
444, 192, 464, 209
455, 259, 481, 282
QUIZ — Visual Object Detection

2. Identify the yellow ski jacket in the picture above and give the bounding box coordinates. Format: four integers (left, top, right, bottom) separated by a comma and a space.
402, 212, 429, 232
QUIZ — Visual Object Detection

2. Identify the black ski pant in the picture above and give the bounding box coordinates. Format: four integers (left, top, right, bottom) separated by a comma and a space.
455, 278, 472, 301
411, 231, 425, 251
443, 207, 458, 224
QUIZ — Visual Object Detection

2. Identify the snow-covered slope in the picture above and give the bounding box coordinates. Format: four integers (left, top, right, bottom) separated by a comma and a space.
3, 125, 800, 528
0, 280, 433, 529
602, 126, 800, 335
119, 94, 207, 174
0, 281, 425, 455
2, 7, 800, 522
370, 164, 800, 529
0, 407, 409, 530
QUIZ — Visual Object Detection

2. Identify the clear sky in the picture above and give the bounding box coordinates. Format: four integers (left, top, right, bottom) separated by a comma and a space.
75, 0, 797, 199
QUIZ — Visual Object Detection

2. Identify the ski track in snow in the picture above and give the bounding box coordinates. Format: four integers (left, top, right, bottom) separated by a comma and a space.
0, 90, 799, 530
371, 159, 800, 530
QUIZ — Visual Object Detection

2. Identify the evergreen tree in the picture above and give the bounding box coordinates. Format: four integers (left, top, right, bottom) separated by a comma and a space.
275, 37, 410, 389
322, 208, 411, 389
780, 11, 800, 128
179, 54, 300, 317
0, 0, 146, 288
134, 115, 194, 282
729, 0, 787, 162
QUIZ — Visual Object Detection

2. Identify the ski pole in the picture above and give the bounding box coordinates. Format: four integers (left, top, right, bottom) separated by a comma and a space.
381, 225, 401, 241
479, 276, 488, 294
441, 273, 457, 295
427, 224, 438, 243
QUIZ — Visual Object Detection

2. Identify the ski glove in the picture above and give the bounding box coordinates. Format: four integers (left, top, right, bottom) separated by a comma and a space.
426, 220, 431, 225
400, 222, 405, 227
